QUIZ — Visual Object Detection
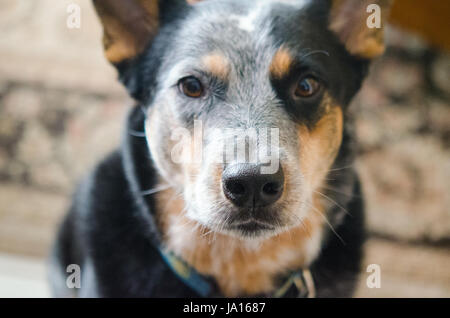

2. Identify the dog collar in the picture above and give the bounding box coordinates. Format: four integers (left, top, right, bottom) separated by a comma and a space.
158, 248, 213, 297
158, 248, 315, 298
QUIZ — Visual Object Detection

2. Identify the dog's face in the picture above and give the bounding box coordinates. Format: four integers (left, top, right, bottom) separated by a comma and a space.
94, 0, 390, 239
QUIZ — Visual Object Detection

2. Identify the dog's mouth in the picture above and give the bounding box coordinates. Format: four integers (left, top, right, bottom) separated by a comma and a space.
228, 218, 276, 234
217, 206, 283, 238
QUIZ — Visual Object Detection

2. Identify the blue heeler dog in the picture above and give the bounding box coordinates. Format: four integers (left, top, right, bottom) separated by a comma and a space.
50, 0, 392, 297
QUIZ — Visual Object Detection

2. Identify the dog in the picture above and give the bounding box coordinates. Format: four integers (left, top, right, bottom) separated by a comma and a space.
50, 0, 391, 297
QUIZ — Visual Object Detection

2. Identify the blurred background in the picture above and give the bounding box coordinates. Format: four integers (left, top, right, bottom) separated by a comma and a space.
0, 0, 449, 297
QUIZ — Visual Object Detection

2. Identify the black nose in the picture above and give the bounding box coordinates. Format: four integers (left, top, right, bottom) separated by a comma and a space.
222, 164, 284, 207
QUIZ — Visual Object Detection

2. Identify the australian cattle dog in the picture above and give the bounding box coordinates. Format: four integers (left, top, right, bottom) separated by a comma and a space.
50, 0, 392, 297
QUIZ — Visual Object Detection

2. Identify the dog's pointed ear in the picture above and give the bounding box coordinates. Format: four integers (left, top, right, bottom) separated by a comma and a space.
93, 0, 162, 65
93, 0, 205, 65
329, 0, 392, 59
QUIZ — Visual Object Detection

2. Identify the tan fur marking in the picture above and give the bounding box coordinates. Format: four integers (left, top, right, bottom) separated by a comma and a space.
202, 53, 230, 80
94, 0, 159, 64
155, 187, 324, 297
269, 47, 293, 79
298, 94, 344, 190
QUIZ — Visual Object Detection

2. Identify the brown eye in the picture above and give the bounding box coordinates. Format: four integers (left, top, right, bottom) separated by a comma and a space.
294, 77, 321, 98
179, 76, 203, 98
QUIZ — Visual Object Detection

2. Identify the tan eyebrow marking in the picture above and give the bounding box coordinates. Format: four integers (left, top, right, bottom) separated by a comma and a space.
202, 53, 231, 80
270, 47, 294, 79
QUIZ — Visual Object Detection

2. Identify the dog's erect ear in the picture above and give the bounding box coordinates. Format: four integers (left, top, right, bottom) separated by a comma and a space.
93, 0, 161, 65
329, 0, 392, 59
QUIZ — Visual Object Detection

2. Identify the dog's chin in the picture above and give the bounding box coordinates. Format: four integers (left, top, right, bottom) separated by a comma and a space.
222, 220, 280, 240
187, 200, 301, 241
199, 207, 292, 241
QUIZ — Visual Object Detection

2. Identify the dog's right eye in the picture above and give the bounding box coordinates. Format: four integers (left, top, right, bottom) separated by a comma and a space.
178, 76, 204, 98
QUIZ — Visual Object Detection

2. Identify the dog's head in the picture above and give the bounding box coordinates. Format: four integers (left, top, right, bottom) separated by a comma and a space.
94, 0, 390, 239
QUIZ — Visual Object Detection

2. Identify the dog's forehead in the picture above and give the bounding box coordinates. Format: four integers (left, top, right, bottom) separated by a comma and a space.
161, 0, 313, 82
186, 0, 311, 38
208, 0, 310, 32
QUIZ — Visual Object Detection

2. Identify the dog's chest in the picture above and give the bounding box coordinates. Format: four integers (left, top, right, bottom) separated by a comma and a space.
156, 189, 324, 297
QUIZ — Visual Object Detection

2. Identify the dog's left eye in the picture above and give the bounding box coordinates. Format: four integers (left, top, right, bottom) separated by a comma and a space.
178, 76, 204, 98
294, 77, 321, 98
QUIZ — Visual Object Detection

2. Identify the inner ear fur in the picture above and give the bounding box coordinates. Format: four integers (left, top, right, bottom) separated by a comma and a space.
329, 0, 392, 59
93, 0, 160, 64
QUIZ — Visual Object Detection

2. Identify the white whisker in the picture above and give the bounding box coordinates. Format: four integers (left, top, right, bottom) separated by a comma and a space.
307, 201, 346, 245
140, 184, 172, 196
314, 190, 352, 217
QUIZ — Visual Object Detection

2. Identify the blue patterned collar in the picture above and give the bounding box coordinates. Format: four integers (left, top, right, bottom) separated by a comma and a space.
158, 247, 315, 298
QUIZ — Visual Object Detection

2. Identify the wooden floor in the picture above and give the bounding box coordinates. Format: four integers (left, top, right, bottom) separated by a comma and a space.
0, 253, 50, 298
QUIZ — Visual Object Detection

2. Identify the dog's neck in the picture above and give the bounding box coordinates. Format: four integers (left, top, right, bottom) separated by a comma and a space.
155, 186, 325, 297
